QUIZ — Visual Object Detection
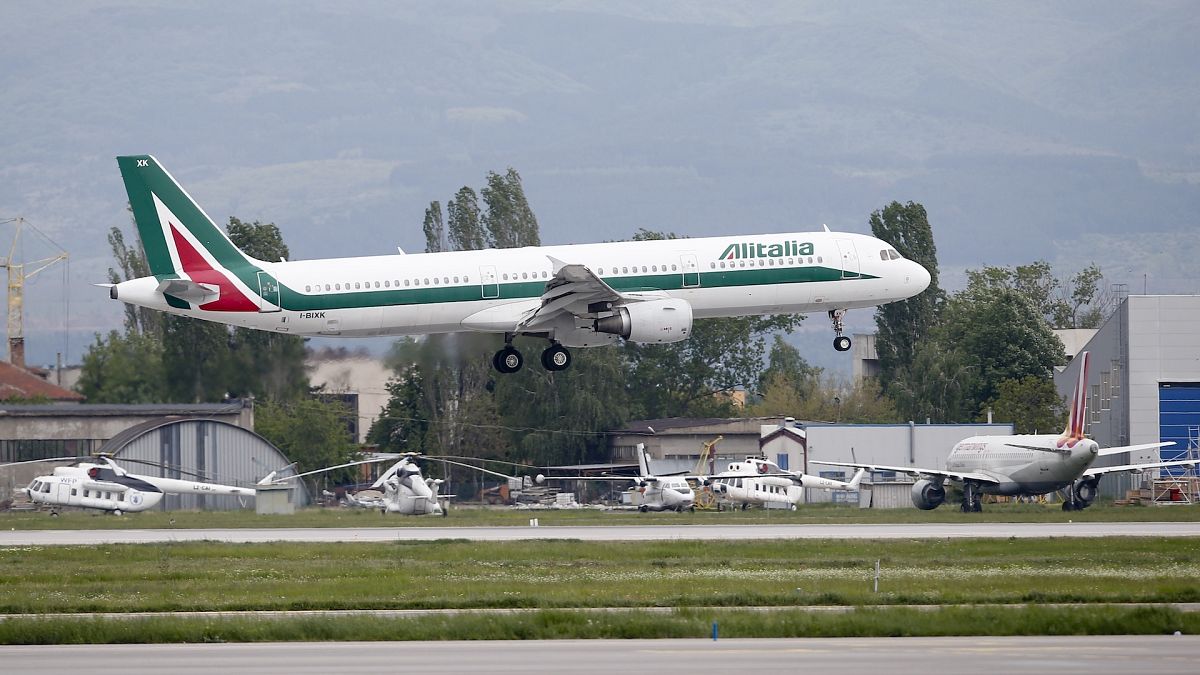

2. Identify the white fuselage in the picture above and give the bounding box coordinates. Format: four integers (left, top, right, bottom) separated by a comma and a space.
23, 463, 257, 513
114, 231, 929, 340
945, 435, 1100, 496
637, 477, 696, 511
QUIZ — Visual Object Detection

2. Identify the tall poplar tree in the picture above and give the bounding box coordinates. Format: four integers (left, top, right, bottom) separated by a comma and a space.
871, 201, 943, 386
482, 168, 540, 249
447, 187, 486, 252
422, 201, 445, 253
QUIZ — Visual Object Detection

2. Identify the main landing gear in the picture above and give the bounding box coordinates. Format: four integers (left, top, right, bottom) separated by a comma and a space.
829, 309, 852, 352
960, 481, 983, 513
491, 335, 572, 374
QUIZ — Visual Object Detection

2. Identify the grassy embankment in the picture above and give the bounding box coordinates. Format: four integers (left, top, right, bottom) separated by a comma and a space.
3, 501, 1198, 530
1, 537, 1197, 642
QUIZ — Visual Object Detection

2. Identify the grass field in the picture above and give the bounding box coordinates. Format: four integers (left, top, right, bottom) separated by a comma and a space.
2, 501, 1198, 530
2, 538, 1197, 614
4, 510, 1197, 643
1, 537, 1198, 643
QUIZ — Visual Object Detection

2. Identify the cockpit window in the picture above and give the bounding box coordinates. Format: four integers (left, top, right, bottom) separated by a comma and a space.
888, 249, 901, 260
880, 249, 889, 260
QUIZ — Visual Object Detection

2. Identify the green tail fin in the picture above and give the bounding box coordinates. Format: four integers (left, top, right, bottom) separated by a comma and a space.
116, 155, 255, 276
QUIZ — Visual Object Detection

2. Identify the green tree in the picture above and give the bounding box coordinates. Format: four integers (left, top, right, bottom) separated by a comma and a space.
76, 331, 167, 403
225, 217, 308, 401
447, 187, 486, 251
963, 261, 1109, 329
889, 343, 978, 423
870, 201, 942, 386
161, 315, 232, 403
422, 201, 445, 253
985, 376, 1068, 434
940, 288, 1066, 406
366, 367, 431, 455
226, 216, 289, 261
254, 397, 358, 491
492, 340, 630, 466
482, 168, 540, 249
757, 335, 820, 398
106, 223, 161, 337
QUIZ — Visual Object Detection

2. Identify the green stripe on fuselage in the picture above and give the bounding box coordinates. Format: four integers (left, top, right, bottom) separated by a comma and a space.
264, 266, 875, 313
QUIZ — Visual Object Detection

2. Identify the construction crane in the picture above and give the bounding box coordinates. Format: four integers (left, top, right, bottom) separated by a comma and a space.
0, 218, 68, 368
690, 435, 723, 509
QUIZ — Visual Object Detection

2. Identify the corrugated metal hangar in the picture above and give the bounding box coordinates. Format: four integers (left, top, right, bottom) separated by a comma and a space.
101, 417, 309, 511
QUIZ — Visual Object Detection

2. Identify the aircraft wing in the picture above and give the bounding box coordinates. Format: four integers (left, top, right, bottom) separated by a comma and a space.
1097, 441, 1175, 458
1083, 458, 1200, 479
518, 257, 647, 331
809, 460, 1001, 485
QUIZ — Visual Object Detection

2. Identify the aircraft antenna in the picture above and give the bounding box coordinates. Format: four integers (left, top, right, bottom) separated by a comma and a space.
0, 217, 68, 368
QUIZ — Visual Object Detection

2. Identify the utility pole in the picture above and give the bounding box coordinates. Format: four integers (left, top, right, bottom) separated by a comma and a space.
0, 217, 68, 368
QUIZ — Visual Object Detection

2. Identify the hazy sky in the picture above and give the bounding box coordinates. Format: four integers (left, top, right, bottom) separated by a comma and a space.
1, 1, 1197, 369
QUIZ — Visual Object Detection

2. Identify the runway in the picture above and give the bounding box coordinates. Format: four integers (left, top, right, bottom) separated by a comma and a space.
2, 636, 1197, 674
3, 521, 1199, 545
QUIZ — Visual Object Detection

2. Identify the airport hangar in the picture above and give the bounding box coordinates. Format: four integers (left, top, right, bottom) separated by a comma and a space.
0, 400, 308, 509
1054, 294, 1200, 499
609, 417, 1013, 507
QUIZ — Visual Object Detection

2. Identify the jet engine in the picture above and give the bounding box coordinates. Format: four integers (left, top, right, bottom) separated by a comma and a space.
1072, 477, 1100, 508
594, 299, 692, 344
911, 479, 946, 510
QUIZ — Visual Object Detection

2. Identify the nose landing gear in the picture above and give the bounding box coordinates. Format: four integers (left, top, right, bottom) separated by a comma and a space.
829, 309, 852, 351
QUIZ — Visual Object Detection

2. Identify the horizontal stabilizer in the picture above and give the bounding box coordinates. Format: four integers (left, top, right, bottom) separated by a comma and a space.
1098, 441, 1175, 457
156, 278, 219, 304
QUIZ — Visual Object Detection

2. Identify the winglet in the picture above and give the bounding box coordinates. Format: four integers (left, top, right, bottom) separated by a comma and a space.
822, 224, 831, 232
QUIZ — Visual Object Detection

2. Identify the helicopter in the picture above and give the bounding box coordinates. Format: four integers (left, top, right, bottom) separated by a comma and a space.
271, 453, 520, 516
5, 455, 269, 515
710, 456, 864, 510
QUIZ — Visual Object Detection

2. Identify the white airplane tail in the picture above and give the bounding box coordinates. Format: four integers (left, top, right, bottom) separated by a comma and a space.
636, 443, 652, 478
1060, 351, 1090, 446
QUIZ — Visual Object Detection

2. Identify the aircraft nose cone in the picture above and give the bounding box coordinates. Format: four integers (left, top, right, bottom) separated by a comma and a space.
909, 261, 932, 294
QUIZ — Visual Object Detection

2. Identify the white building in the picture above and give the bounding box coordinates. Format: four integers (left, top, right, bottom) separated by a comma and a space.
307, 352, 393, 443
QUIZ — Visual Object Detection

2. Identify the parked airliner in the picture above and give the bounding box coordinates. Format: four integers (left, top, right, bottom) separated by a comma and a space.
814, 352, 1195, 512
107, 156, 931, 372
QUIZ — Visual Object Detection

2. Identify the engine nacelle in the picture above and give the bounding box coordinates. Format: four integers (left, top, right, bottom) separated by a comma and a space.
593, 299, 692, 344
911, 479, 946, 510
1072, 477, 1099, 507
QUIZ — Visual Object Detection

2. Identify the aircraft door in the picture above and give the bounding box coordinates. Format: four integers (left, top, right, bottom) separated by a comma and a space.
836, 239, 860, 279
256, 272, 281, 312
681, 253, 700, 288
480, 266, 499, 299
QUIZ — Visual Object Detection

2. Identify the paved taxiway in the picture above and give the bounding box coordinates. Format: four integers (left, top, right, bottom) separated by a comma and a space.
2, 521, 1199, 546
2, 636, 1197, 673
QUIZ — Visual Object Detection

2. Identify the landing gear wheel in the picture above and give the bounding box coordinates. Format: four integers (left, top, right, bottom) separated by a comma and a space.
828, 309, 851, 351
541, 344, 571, 371
961, 482, 983, 513
638, 505, 648, 513
689, 505, 696, 513
493, 346, 524, 374
112, 509, 122, 517
1062, 500, 1076, 512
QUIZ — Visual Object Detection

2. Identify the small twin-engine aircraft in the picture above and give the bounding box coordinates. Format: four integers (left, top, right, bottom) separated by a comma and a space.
536, 444, 833, 513
6, 455, 267, 515
710, 457, 864, 510
813, 351, 1196, 512
537, 444, 696, 512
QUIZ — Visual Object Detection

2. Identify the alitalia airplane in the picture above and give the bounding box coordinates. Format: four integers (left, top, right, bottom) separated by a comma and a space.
814, 352, 1197, 512
109, 155, 932, 372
